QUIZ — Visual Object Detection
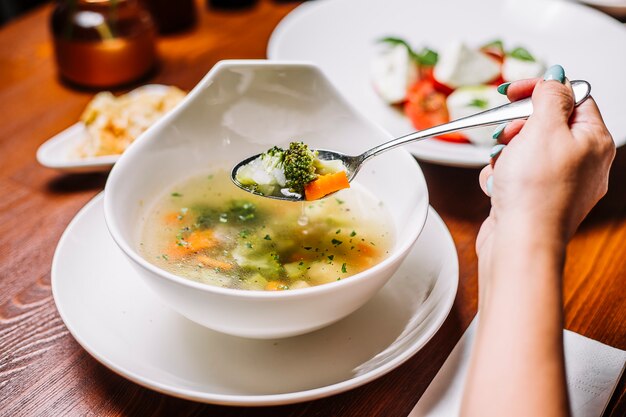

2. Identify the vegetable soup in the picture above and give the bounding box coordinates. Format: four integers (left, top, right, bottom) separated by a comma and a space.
140, 170, 393, 291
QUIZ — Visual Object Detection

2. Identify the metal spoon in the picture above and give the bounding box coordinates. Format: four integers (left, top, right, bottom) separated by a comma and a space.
232, 80, 591, 201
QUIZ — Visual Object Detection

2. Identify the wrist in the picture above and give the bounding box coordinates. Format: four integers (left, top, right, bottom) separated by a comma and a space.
493, 218, 566, 258
487, 215, 567, 283
495, 208, 569, 249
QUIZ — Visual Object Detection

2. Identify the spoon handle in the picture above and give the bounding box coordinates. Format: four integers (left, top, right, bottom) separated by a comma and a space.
361, 80, 591, 161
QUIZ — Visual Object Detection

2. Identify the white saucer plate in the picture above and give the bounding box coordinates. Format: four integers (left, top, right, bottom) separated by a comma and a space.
51, 195, 458, 406
268, 0, 626, 167
36, 85, 177, 173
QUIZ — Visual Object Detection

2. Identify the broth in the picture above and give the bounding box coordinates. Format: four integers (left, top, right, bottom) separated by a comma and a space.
140, 170, 393, 291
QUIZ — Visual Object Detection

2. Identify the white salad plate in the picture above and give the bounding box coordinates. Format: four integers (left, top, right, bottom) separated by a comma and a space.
268, 0, 626, 167
574, 0, 626, 18
51, 194, 458, 406
36, 84, 176, 173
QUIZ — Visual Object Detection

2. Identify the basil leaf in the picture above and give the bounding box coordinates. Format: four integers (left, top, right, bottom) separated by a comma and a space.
378, 37, 438, 66
468, 98, 489, 109
482, 39, 504, 53
508, 47, 535, 62
416, 47, 438, 66
378, 36, 414, 52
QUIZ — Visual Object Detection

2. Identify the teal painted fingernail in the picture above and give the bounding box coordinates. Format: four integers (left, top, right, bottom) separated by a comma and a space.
492, 123, 507, 139
543, 64, 565, 83
486, 176, 494, 197
490, 144, 506, 158
497, 82, 511, 95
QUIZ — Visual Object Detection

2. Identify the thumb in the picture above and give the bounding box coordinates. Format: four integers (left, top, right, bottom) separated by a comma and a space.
529, 65, 575, 126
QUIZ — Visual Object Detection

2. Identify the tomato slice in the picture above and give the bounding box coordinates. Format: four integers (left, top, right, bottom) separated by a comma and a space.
488, 74, 506, 87
435, 131, 471, 143
420, 66, 454, 96
481, 49, 505, 64
404, 79, 470, 144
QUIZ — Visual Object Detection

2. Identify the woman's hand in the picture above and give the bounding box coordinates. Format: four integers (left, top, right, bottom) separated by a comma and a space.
477, 68, 615, 261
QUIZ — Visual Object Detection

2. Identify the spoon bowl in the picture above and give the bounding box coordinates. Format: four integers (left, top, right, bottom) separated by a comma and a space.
232, 80, 591, 201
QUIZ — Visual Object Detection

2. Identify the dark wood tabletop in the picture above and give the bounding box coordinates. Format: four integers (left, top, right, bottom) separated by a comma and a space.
0, 1, 624, 416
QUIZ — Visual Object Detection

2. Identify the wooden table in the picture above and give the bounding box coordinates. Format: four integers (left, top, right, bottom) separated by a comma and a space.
1, 1, 624, 416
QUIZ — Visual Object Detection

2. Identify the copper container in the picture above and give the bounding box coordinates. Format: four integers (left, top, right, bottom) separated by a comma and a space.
51, 0, 157, 88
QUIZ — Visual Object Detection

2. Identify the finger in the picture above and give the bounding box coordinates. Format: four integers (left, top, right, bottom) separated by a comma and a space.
528, 67, 575, 126
492, 119, 525, 145
500, 78, 541, 102
570, 96, 608, 129
570, 96, 616, 162
479, 165, 493, 196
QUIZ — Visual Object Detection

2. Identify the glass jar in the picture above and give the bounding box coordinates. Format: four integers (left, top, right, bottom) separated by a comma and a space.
51, 0, 157, 88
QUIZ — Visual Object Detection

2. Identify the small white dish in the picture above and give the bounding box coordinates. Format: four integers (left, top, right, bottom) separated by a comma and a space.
36, 84, 175, 173
268, 0, 626, 167
104, 60, 429, 339
52, 194, 458, 405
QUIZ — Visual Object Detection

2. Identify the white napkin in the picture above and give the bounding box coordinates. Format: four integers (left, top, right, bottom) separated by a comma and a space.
409, 317, 626, 417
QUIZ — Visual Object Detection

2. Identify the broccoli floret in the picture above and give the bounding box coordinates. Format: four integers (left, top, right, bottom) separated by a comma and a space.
232, 230, 283, 278
191, 200, 260, 228
228, 200, 257, 222
283, 142, 318, 195
235, 146, 287, 196
262, 146, 285, 163
260, 146, 286, 174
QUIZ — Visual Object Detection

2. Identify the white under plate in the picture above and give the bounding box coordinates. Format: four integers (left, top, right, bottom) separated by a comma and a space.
36, 85, 176, 173
51, 195, 458, 406
268, 0, 626, 167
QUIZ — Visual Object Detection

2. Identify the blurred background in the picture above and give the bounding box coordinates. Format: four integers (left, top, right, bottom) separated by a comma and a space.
0, 0, 46, 25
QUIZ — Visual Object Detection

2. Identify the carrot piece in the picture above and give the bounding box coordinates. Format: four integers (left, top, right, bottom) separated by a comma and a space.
185, 229, 215, 251
196, 255, 233, 270
289, 251, 317, 262
356, 242, 377, 257
265, 281, 289, 291
166, 230, 215, 258
163, 212, 182, 225
304, 171, 350, 201
166, 242, 189, 259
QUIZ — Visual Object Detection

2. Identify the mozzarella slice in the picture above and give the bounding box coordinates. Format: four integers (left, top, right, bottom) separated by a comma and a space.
371, 44, 418, 104
446, 85, 509, 146
502, 57, 546, 82
434, 41, 500, 89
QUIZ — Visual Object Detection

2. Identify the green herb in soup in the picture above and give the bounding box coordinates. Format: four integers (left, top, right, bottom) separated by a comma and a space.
140, 170, 393, 291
